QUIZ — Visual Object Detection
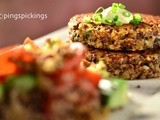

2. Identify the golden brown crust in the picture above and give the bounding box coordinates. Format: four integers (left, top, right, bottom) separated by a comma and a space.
68, 13, 160, 51
83, 47, 160, 80
142, 14, 160, 35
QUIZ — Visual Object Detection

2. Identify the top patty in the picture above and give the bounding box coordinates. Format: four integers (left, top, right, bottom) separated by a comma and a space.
68, 13, 160, 51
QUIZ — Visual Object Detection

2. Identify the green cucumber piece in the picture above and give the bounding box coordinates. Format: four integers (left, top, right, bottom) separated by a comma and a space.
107, 78, 128, 109
5, 74, 37, 93
0, 84, 4, 102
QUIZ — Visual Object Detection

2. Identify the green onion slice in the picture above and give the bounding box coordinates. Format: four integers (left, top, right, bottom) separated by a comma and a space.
102, 18, 113, 25
84, 17, 91, 23
118, 3, 125, 9
130, 13, 142, 24
113, 15, 119, 21
115, 21, 123, 26
85, 3, 142, 26
112, 3, 119, 8
134, 13, 142, 21
122, 10, 131, 17
95, 7, 104, 14
93, 13, 103, 24
111, 6, 117, 13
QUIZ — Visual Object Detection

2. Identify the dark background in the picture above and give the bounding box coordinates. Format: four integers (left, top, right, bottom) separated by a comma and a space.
0, 0, 159, 47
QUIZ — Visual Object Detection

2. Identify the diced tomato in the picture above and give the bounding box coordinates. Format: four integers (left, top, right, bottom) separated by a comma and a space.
0, 45, 21, 78
52, 67, 101, 86
84, 69, 101, 86
12, 47, 35, 63
74, 68, 101, 86
0, 44, 35, 79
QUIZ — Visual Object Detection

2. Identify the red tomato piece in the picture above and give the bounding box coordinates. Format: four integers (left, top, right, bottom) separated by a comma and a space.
0, 45, 21, 77
0, 44, 35, 78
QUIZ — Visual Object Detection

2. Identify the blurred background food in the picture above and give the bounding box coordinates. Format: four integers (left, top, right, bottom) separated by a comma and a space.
0, 0, 159, 47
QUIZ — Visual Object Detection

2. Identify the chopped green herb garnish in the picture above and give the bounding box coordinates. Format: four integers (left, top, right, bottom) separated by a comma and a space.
113, 15, 119, 21
122, 10, 131, 17
112, 3, 125, 13
112, 3, 119, 8
93, 13, 103, 24
118, 3, 125, 9
130, 13, 142, 24
93, 13, 102, 20
134, 13, 142, 21
115, 21, 123, 26
95, 7, 104, 14
111, 3, 118, 13
84, 17, 91, 23
103, 18, 113, 25
84, 3, 142, 26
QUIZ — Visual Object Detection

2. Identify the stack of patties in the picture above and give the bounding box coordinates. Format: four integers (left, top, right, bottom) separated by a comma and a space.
68, 3, 160, 80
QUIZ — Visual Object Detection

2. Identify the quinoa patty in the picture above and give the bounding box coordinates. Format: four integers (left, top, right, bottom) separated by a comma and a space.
83, 47, 160, 80
68, 13, 160, 51
142, 14, 160, 36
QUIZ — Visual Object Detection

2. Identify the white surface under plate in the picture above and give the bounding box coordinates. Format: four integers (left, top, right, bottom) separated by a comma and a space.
35, 27, 160, 120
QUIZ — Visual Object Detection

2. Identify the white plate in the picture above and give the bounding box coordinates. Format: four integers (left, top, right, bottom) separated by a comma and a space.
35, 27, 160, 120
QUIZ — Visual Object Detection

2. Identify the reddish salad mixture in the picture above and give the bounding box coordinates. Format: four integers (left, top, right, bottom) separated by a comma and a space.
0, 38, 128, 120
